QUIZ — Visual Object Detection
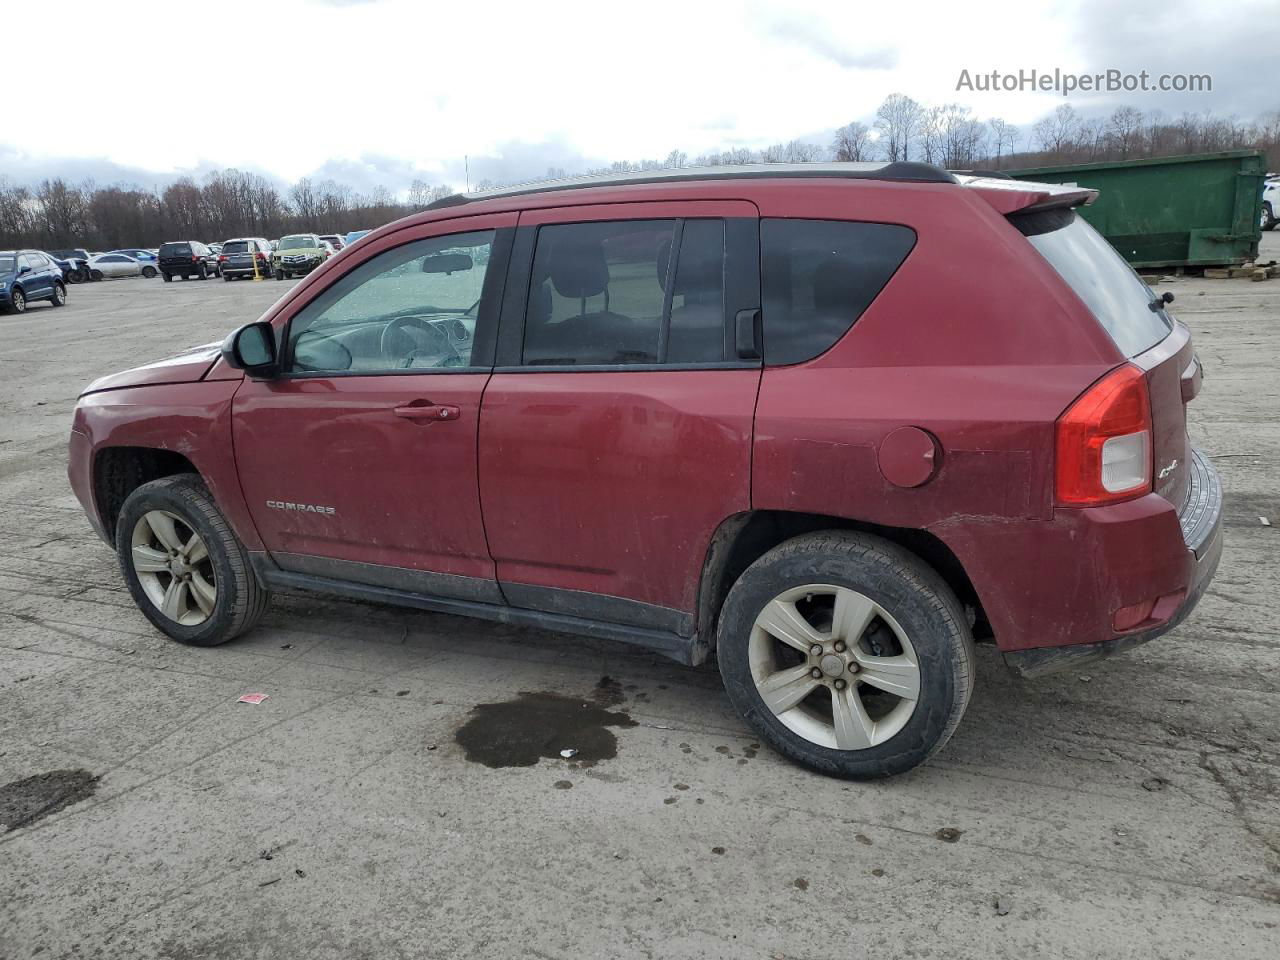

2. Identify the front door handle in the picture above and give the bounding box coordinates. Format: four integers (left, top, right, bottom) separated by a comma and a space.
393, 403, 460, 422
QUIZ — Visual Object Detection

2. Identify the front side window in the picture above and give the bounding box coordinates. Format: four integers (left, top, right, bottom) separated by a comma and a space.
27, 254, 48, 268
522, 218, 726, 366
761, 219, 916, 365
287, 230, 495, 374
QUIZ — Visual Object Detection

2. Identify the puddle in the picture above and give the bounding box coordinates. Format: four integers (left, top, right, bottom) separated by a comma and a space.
0, 769, 98, 831
454, 690, 637, 768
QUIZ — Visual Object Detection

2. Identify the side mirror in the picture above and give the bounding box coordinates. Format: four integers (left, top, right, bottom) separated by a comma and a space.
221, 321, 279, 377
18, 265, 31, 276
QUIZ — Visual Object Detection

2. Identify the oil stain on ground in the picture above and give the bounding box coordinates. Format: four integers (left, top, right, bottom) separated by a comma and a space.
455, 683, 637, 769
0, 769, 98, 832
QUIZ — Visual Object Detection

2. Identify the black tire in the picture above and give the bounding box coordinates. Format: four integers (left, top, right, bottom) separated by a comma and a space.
223, 272, 232, 281
275, 269, 284, 281
163, 272, 172, 282
69, 268, 85, 284
90, 270, 104, 281
115, 474, 270, 647
50, 282, 66, 307
142, 265, 157, 278
9, 287, 25, 313
1263, 201, 1276, 232
197, 264, 208, 280
717, 531, 974, 779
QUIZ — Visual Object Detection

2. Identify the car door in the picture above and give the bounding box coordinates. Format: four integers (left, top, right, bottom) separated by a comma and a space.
478, 200, 761, 633
233, 213, 516, 602
18, 255, 51, 297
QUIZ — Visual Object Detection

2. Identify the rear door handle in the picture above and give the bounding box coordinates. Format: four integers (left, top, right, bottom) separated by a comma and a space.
393, 403, 460, 422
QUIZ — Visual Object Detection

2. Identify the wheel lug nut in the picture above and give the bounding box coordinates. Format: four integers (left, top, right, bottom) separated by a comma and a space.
834, 678, 847, 690
847, 661, 860, 674
833, 641, 846, 653
810, 667, 822, 679
809, 644, 822, 657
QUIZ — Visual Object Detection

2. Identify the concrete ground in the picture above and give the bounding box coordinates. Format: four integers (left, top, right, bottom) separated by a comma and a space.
1, 245, 1278, 960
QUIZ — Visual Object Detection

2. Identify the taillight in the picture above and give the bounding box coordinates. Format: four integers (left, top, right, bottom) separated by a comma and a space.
255, 252, 266, 261
191, 255, 198, 262
217, 255, 227, 262
1055, 363, 1152, 506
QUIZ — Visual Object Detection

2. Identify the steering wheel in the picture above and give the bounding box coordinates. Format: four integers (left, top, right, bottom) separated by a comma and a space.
379, 315, 462, 367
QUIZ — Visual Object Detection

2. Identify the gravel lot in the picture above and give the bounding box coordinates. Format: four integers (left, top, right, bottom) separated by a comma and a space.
1, 247, 1278, 960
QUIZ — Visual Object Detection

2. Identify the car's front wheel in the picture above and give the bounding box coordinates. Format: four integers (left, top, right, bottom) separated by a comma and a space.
8, 287, 25, 313
142, 265, 157, 278
50, 282, 66, 307
116, 474, 271, 646
717, 531, 974, 779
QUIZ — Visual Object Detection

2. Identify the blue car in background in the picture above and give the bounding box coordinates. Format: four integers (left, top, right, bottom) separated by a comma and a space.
0, 250, 68, 313
110, 248, 159, 264
343, 229, 372, 247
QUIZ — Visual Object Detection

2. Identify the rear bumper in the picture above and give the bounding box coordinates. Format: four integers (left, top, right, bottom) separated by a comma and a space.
223, 264, 267, 276
1002, 448, 1223, 678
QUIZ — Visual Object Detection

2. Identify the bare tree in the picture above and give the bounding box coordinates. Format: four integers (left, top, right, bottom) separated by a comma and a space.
875, 93, 925, 162
1108, 107, 1145, 159
987, 118, 1018, 168
1032, 104, 1082, 161
831, 121, 874, 161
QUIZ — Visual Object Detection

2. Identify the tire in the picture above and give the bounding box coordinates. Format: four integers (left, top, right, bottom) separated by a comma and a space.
9, 287, 25, 313
716, 531, 975, 779
69, 269, 85, 284
163, 272, 172, 282
142, 266, 157, 278
115, 474, 270, 647
197, 264, 208, 280
50, 282, 66, 307
1263, 201, 1276, 232
90, 270, 104, 281
275, 269, 284, 281
223, 272, 232, 281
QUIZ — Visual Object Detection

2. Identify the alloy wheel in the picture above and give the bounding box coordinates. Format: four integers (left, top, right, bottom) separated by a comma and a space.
11, 289, 25, 312
749, 584, 920, 750
130, 510, 217, 625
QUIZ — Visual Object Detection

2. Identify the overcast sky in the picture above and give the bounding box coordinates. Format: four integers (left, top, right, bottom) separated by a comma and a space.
7, 0, 1277, 195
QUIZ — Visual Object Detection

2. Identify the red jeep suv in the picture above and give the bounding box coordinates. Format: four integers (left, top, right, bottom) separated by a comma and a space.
67, 163, 1223, 778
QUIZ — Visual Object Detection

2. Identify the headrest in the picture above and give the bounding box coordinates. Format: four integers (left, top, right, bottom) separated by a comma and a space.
550, 236, 610, 299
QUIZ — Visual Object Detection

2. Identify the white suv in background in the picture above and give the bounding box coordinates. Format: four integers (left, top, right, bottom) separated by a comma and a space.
1263, 175, 1279, 231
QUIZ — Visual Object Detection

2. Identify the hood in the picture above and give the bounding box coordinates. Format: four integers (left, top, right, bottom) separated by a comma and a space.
81, 341, 223, 396
275, 245, 323, 257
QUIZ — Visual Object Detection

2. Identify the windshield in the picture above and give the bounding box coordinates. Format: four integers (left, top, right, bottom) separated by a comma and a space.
161, 243, 191, 256
1015, 209, 1171, 358
221, 241, 249, 254
0, 256, 14, 274
279, 236, 315, 251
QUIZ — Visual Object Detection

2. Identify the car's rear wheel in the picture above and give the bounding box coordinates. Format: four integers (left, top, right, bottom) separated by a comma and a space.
224, 272, 232, 281
90, 270, 103, 281
162, 272, 172, 282
717, 531, 974, 779
142, 266, 157, 278
50, 282, 66, 307
116, 474, 270, 647
8, 288, 25, 313
1263, 201, 1276, 232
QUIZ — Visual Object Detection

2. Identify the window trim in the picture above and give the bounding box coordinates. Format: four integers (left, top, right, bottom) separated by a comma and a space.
495, 212, 760, 371
276, 225, 514, 379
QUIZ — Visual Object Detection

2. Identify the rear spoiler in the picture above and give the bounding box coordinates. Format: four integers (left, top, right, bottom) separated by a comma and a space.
956, 174, 1099, 216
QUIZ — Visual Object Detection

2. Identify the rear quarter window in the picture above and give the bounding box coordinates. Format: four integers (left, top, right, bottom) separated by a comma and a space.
761, 219, 916, 365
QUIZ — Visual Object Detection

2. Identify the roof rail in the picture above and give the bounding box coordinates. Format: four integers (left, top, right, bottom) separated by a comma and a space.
424, 161, 957, 210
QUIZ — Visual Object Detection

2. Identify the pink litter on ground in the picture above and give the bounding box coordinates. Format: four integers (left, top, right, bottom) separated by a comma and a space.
237, 693, 269, 705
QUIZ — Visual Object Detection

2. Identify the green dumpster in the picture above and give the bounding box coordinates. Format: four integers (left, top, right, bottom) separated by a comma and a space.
1007, 150, 1266, 269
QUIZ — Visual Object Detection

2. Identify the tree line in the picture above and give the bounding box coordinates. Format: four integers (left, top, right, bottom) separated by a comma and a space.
3, 95, 1278, 252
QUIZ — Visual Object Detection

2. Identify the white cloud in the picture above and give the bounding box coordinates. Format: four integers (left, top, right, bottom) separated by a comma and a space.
6, 0, 1267, 191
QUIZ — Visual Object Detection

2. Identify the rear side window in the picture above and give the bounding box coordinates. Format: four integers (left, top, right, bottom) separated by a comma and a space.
161, 243, 191, 256
761, 219, 916, 365
1015, 209, 1171, 358
522, 218, 726, 366
222, 241, 249, 254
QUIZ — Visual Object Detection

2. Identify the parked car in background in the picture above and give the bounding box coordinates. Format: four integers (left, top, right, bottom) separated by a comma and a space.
318, 239, 336, 258
1, 250, 67, 312
48, 249, 92, 283
217, 238, 273, 280
66, 163, 1222, 779
158, 241, 218, 281
1262, 175, 1278, 231
344, 229, 371, 247
87, 253, 158, 280
271, 234, 328, 279
110, 248, 160, 266
318, 234, 345, 252
208, 243, 223, 257
41, 252, 83, 285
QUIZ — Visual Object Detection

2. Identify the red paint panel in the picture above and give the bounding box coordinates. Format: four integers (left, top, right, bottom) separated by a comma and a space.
234, 373, 494, 579
479, 370, 760, 613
